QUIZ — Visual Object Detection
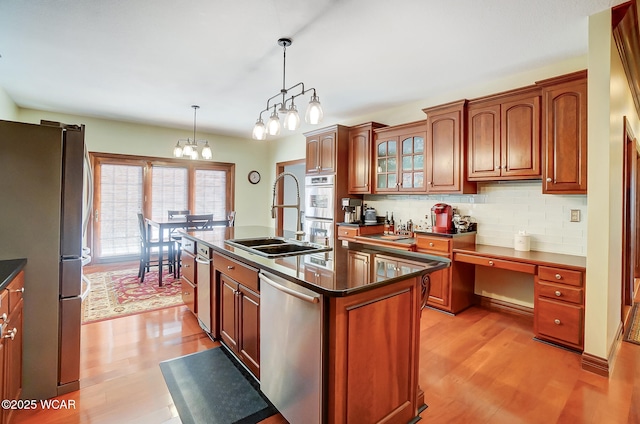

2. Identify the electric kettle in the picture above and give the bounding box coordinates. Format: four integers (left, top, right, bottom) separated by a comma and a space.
364, 207, 377, 224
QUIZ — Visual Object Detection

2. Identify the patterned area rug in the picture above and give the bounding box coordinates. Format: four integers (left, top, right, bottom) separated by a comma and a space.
624, 303, 640, 345
82, 268, 184, 324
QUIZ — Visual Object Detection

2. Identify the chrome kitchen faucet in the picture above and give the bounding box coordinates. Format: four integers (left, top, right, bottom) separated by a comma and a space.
271, 172, 304, 240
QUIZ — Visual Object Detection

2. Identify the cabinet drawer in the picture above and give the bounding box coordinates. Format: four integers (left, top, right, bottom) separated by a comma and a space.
454, 253, 536, 274
181, 238, 196, 254
0, 289, 8, 323
6, 270, 24, 313
214, 253, 259, 293
338, 226, 359, 239
536, 298, 583, 347
538, 266, 582, 287
197, 244, 211, 258
182, 250, 196, 284
181, 278, 196, 315
415, 236, 451, 254
537, 281, 583, 305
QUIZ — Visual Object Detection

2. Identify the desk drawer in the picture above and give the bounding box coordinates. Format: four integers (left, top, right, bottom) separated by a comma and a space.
415, 236, 450, 254
338, 226, 359, 239
454, 253, 536, 274
538, 266, 582, 287
536, 298, 583, 347
214, 253, 259, 293
537, 281, 583, 305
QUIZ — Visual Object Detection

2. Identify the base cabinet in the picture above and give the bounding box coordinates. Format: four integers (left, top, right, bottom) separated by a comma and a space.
1, 270, 24, 424
214, 253, 260, 378
180, 240, 197, 316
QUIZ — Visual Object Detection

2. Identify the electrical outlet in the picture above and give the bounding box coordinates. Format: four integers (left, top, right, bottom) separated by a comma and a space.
570, 209, 580, 222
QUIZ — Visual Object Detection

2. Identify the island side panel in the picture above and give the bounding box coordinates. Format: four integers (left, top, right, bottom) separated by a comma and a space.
328, 276, 422, 424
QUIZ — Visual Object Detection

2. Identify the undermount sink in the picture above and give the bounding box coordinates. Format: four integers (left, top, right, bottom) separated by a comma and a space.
225, 237, 332, 258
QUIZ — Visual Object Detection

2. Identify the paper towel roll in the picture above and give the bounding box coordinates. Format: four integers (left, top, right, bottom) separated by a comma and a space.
514, 232, 530, 251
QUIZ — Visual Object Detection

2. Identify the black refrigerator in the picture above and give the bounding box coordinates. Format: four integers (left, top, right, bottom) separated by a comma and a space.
0, 119, 88, 399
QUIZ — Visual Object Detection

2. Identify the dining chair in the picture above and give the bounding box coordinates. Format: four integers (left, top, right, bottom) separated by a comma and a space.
227, 211, 236, 227
168, 209, 190, 219
186, 214, 214, 230
137, 213, 175, 286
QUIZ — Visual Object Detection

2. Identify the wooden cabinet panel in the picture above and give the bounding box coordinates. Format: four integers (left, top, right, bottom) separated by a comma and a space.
538, 266, 583, 287
181, 279, 196, 315
424, 100, 476, 194
2, 270, 24, 424
239, 285, 260, 378
415, 235, 451, 254
213, 252, 259, 293
181, 250, 196, 285
538, 71, 588, 194
306, 130, 336, 174
347, 251, 371, 287
425, 267, 450, 307
537, 281, 583, 305
337, 226, 359, 240
468, 87, 541, 181
347, 123, 386, 194
454, 253, 537, 274
535, 298, 583, 347
219, 275, 238, 352
468, 103, 501, 179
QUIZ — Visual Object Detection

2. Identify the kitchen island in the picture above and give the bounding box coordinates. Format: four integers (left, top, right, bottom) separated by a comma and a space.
178, 226, 449, 424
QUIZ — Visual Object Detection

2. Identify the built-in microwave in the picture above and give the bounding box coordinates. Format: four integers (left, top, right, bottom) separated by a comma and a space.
305, 175, 334, 220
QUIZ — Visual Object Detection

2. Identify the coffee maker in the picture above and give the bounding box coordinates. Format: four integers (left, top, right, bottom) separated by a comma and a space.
341, 198, 363, 224
431, 203, 453, 233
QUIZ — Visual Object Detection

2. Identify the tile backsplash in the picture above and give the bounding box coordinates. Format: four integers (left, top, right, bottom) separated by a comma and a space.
363, 181, 587, 256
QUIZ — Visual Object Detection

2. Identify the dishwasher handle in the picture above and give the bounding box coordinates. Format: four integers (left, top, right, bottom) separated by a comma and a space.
260, 273, 320, 304
195, 256, 212, 265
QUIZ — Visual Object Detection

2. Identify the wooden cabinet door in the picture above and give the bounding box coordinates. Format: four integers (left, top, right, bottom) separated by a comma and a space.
239, 286, 260, 378
181, 279, 196, 315
374, 137, 399, 192
426, 267, 450, 308
306, 136, 321, 174
219, 275, 239, 352
425, 101, 475, 194
399, 133, 426, 192
468, 103, 501, 179
318, 131, 336, 173
541, 77, 587, 194
347, 251, 371, 287
4, 301, 22, 411
501, 94, 541, 178
348, 127, 372, 194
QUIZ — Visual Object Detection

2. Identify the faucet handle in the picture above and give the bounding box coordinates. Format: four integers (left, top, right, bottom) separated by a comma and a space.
294, 231, 305, 241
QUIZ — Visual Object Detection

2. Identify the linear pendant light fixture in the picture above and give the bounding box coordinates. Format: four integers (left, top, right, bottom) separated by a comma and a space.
173, 105, 212, 160
252, 37, 323, 140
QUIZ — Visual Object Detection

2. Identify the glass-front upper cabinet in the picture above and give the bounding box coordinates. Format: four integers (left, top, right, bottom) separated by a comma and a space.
373, 121, 427, 193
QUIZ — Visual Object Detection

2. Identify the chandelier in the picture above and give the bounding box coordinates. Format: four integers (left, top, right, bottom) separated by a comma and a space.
252, 38, 324, 140
173, 105, 212, 160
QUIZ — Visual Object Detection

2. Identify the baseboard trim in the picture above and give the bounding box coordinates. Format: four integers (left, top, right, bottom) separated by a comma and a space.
581, 321, 624, 377
477, 296, 534, 319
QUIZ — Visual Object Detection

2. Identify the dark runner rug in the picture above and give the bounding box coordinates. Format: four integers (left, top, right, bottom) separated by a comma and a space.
160, 347, 278, 424
624, 303, 640, 345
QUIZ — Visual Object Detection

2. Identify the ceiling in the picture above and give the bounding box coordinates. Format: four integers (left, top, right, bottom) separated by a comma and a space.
0, 0, 627, 140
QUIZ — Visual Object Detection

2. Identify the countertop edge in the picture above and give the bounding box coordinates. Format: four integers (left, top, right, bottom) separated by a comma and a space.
0, 258, 27, 289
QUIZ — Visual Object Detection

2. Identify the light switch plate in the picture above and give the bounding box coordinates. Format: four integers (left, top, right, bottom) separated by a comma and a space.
570, 209, 580, 222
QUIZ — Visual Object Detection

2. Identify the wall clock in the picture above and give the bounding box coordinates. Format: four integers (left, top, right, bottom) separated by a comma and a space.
248, 170, 261, 184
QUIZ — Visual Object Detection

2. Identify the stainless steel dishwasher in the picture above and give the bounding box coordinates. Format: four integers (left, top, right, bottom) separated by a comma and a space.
259, 271, 324, 424
195, 244, 212, 334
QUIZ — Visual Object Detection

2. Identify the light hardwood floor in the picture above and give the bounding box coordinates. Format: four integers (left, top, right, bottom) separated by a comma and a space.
11, 264, 640, 424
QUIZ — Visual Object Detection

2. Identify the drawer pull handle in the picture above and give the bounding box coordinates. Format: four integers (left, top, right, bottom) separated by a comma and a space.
0, 313, 6, 322
3, 328, 17, 340
429, 242, 434, 247
555, 274, 562, 280
555, 291, 562, 297
488, 260, 494, 266
554, 319, 561, 325
183, 291, 190, 296
183, 264, 190, 268
227, 266, 235, 270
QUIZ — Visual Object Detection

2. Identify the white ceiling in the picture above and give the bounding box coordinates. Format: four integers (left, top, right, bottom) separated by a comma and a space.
0, 0, 627, 139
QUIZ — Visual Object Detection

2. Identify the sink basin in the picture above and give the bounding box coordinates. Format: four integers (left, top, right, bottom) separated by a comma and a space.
225, 237, 332, 258
226, 237, 288, 248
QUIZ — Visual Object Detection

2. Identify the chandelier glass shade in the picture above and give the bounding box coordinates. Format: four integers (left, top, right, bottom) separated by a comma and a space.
173, 105, 212, 160
252, 38, 323, 140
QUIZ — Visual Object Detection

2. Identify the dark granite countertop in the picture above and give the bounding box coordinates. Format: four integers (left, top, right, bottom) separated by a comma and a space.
0, 259, 26, 289
178, 226, 449, 297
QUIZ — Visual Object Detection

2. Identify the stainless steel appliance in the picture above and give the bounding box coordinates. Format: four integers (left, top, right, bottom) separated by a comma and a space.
364, 206, 378, 224
304, 175, 334, 220
0, 119, 90, 398
341, 198, 362, 224
259, 271, 323, 424
195, 244, 213, 334
304, 217, 334, 247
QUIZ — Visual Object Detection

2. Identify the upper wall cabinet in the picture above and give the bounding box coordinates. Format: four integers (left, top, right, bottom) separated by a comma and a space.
423, 100, 476, 194
373, 121, 428, 193
348, 122, 387, 194
305, 128, 337, 174
536, 70, 588, 194
467, 86, 542, 181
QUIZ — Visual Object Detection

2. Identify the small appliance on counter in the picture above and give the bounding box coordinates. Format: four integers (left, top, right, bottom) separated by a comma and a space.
341, 198, 363, 224
431, 203, 454, 233
364, 206, 378, 224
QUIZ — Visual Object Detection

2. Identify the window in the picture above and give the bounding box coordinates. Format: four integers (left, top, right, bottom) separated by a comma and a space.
91, 153, 235, 261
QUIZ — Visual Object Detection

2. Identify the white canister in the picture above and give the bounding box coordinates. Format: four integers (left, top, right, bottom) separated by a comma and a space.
514, 232, 530, 251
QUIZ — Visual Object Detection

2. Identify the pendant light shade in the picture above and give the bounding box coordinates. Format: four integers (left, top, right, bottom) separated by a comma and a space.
251, 37, 324, 140
172, 105, 212, 160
